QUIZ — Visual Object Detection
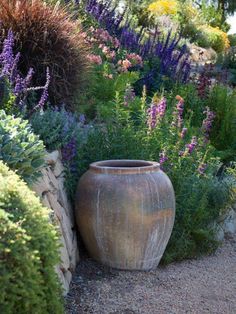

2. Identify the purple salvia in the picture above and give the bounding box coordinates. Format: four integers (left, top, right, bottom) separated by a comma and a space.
198, 163, 207, 175
9, 52, 20, 83
159, 151, 168, 170
157, 97, 167, 118
24, 68, 35, 88
0, 30, 15, 75
14, 74, 25, 96
0, 30, 51, 111
186, 136, 198, 154
176, 96, 184, 128
180, 127, 187, 139
34, 67, 50, 110
62, 137, 77, 162
85, 0, 191, 84
202, 107, 216, 143
147, 97, 167, 129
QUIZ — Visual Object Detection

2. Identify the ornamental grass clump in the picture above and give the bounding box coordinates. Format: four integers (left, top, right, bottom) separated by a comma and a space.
0, 161, 63, 314
0, 0, 89, 107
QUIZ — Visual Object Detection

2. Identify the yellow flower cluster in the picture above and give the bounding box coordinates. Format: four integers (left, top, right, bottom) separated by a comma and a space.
199, 25, 230, 52
148, 0, 178, 16
210, 26, 230, 50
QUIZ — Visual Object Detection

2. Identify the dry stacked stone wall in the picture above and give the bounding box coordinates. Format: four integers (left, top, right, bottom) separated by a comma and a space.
32, 151, 79, 295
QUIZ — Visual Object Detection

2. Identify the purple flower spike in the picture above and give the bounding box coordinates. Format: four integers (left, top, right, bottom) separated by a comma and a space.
186, 136, 198, 154
202, 107, 216, 143
176, 96, 184, 128
0, 30, 15, 76
159, 151, 168, 170
198, 163, 207, 175
35, 67, 50, 110
157, 97, 167, 118
180, 127, 187, 139
147, 97, 167, 129
14, 75, 25, 96
24, 68, 35, 88
62, 137, 77, 163
0, 30, 49, 111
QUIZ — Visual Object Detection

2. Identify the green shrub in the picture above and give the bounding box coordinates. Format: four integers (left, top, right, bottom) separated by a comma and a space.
196, 25, 230, 53
0, 109, 45, 184
228, 34, 236, 47
219, 47, 236, 69
206, 85, 236, 161
176, 2, 200, 40
199, 2, 230, 32
163, 163, 236, 263
169, 82, 236, 161
0, 161, 63, 314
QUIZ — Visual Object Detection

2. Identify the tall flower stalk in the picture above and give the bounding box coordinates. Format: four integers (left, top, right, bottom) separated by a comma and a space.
202, 106, 216, 143
147, 97, 167, 129
0, 30, 50, 112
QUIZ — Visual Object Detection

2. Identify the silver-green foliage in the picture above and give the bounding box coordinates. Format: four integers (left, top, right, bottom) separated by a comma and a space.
0, 110, 45, 184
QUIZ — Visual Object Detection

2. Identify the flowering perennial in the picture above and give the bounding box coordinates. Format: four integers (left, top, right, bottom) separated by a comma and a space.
202, 107, 216, 143
175, 95, 184, 128
148, 0, 178, 16
186, 136, 198, 154
84, 0, 191, 85
147, 97, 167, 129
0, 30, 50, 111
180, 127, 187, 139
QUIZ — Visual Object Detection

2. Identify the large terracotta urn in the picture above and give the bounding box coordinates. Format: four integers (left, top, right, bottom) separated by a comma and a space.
75, 160, 175, 270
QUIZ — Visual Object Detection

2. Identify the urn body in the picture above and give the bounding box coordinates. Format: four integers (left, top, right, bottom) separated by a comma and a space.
75, 160, 175, 270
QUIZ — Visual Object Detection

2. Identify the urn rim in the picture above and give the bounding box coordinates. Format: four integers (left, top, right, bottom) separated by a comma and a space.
89, 159, 160, 174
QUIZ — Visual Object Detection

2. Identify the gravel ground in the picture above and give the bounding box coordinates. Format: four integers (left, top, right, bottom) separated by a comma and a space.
66, 235, 236, 314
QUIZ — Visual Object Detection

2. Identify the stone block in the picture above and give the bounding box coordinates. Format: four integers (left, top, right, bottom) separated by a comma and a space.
54, 159, 64, 178
45, 151, 59, 166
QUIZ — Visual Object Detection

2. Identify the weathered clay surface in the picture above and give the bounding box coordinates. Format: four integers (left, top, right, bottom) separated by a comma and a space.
76, 160, 175, 270
32, 150, 79, 295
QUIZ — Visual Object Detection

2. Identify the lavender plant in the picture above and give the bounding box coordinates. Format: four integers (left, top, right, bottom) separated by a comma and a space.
0, 30, 50, 114
30, 107, 93, 196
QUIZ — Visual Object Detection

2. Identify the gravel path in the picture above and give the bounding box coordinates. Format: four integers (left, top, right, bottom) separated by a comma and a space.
66, 235, 236, 314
